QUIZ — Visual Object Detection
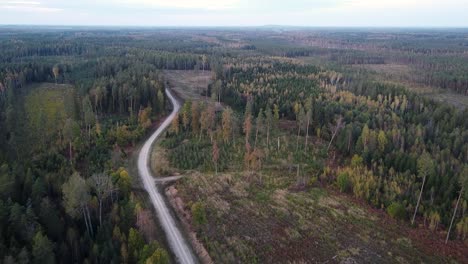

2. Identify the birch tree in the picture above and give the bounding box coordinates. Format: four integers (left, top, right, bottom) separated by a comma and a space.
446, 165, 468, 243
327, 115, 345, 152
411, 152, 434, 225
62, 172, 93, 236
89, 173, 115, 226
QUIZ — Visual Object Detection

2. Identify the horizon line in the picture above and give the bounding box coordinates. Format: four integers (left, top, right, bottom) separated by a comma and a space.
1, 24, 468, 29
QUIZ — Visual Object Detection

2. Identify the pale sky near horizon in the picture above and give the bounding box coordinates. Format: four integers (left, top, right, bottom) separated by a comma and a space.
0, 0, 467, 27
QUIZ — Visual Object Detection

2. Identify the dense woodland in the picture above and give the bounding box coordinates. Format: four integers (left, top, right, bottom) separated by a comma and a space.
0, 27, 467, 263
0, 29, 204, 263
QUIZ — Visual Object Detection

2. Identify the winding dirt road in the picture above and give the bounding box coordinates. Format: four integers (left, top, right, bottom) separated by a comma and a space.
137, 88, 197, 264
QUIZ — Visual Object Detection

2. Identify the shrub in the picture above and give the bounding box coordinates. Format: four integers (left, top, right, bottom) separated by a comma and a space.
387, 202, 406, 220
336, 172, 351, 192
191, 201, 207, 226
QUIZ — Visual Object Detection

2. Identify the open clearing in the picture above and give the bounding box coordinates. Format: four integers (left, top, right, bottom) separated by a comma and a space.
168, 169, 462, 263
25, 83, 75, 134
154, 132, 465, 263
352, 63, 468, 109
164, 70, 213, 102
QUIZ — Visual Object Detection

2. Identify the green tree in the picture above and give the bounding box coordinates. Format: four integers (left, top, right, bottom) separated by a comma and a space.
116, 169, 132, 196
39, 198, 64, 241
128, 228, 144, 262
145, 248, 170, 264
191, 201, 207, 226
0, 164, 14, 199
273, 104, 280, 121
377, 130, 387, 153
32, 231, 55, 264
181, 101, 192, 130
191, 101, 200, 135
387, 202, 406, 220
82, 96, 96, 140
157, 89, 165, 113
265, 105, 273, 150
304, 97, 313, 152
337, 172, 351, 192
138, 106, 152, 130
429, 211, 441, 232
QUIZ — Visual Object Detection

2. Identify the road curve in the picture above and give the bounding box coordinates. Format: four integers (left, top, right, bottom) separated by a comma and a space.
137, 88, 197, 264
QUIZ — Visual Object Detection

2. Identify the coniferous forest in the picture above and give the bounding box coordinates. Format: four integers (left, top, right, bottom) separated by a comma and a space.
0, 27, 467, 263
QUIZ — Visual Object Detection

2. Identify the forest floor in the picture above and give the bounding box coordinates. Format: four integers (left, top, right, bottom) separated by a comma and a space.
164, 70, 213, 103
156, 143, 466, 263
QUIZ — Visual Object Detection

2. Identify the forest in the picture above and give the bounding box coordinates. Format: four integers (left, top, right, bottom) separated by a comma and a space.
0, 26, 467, 263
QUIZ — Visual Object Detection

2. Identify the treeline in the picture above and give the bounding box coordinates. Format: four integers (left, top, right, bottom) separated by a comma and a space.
245, 32, 468, 94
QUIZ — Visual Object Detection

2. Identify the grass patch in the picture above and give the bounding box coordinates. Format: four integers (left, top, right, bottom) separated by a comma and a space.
25, 83, 75, 133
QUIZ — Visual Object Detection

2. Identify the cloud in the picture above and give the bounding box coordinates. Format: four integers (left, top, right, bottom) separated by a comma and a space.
0, 0, 466, 26
341, 0, 420, 9
6, 1, 41, 4
117, 0, 241, 10
0, 0, 62, 12
339, 0, 468, 10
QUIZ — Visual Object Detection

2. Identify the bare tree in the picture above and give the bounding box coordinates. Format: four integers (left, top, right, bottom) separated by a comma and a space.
52, 64, 60, 84
89, 173, 115, 226
327, 116, 345, 152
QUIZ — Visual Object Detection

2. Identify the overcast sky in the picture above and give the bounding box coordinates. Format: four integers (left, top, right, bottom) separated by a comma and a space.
0, 0, 467, 27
